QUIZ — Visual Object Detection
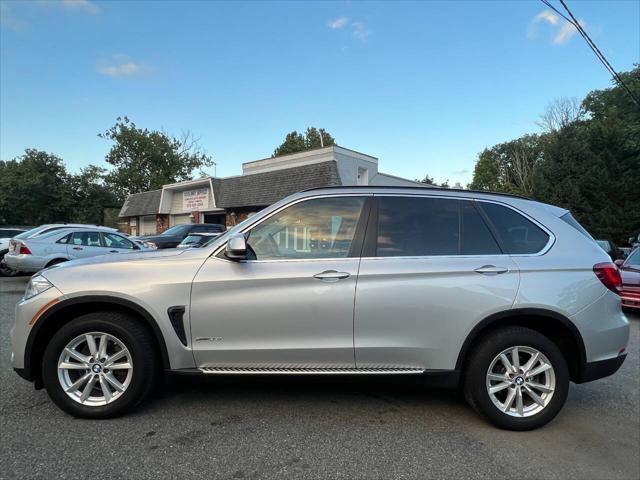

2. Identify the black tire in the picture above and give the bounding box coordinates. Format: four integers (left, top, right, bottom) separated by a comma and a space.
45, 258, 68, 268
0, 252, 20, 277
463, 326, 569, 431
42, 311, 159, 418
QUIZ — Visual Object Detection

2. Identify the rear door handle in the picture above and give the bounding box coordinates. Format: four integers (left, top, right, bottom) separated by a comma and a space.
109, 250, 119, 253
313, 270, 351, 282
474, 265, 508, 275
72, 247, 83, 251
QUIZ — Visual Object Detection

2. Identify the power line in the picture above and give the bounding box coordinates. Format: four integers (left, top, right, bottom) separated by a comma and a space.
539, 0, 640, 108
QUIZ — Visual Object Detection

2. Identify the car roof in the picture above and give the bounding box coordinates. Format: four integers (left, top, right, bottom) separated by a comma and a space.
29, 226, 123, 240
297, 186, 568, 217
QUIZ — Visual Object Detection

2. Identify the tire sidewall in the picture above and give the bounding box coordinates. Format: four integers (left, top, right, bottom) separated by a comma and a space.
42, 312, 155, 419
465, 327, 569, 431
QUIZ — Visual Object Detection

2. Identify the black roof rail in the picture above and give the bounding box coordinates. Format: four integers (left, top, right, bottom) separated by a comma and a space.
300, 184, 532, 201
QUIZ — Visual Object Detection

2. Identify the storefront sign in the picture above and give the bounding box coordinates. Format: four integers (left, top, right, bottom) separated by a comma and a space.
183, 188, 209, 211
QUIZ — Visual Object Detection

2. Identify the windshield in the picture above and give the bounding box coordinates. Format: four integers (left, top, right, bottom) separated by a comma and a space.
181, 235, 205, 245
162, 225, 190, 236
14, 226, 47, 239
624, 249, 640, 268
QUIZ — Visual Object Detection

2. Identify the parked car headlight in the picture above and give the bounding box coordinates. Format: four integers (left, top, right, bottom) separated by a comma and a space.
24, 275, 53, 300
143, 241, 157, 249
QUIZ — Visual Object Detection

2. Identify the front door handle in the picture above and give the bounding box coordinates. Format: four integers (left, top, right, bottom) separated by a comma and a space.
313, 270, 351, 282
72, 247, 83, 251
109, 250, 119, 253
474, 265, 508, 275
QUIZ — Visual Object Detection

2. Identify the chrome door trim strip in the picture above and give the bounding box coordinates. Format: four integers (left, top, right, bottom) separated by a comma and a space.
199, 366, 425, 375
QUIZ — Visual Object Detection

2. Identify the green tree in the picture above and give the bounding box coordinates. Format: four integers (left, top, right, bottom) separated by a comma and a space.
100, 117, 213, 201
470, 65, 639, 243
0, 149, 73, 225
416, 174, 435, 185
273, 127, 336, 157
68, 165, 118, 225
469, 135, 543, 196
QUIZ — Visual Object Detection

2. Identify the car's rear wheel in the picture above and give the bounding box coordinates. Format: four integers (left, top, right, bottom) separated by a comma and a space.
45, 258, 68, 268
463, 326, 569, 431
42, 312, 158, 418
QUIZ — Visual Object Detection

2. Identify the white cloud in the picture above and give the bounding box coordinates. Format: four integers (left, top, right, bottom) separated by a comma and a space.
60, 0, 101, 14
97, 55, 150, 78
327, 16, 348, 29
528, 9, 584, 45
535, 10, 560, 26
553, 20, 584, 45
352, 21, 370, 41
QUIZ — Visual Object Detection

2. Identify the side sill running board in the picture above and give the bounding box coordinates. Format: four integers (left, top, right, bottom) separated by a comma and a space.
198, 367, 425, 375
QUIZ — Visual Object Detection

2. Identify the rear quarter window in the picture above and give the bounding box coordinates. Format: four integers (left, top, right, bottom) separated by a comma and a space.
478, 202, 550, 254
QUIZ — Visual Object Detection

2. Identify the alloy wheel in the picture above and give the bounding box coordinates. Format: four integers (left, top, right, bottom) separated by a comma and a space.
486, 345, 556, 417
57, 332, 133, 406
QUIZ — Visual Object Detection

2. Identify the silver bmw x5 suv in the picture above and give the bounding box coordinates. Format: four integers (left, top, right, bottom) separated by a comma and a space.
11, 187, 629, 430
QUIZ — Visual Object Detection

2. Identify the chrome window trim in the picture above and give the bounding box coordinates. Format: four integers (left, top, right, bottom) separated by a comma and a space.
372, 193, 556, 258
211, 193, 373, 263
211, 191, 555, 263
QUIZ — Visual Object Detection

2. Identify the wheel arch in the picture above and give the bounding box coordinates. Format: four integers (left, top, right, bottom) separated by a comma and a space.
24, 295, 170, 388
455, 308, 587, 382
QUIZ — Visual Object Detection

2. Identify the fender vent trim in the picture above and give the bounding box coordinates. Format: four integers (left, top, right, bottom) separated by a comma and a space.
167, 306, 187, 346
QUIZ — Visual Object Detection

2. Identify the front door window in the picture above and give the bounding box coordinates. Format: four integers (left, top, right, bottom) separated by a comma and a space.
246, 197, 366, 260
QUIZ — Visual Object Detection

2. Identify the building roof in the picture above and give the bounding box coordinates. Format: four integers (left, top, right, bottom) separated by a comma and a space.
118, 189, 162, 217
215, 160, 341, 208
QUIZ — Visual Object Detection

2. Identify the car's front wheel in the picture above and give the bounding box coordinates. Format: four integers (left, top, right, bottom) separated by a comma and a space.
42, 312, 158, 418
463, 326, 569, 431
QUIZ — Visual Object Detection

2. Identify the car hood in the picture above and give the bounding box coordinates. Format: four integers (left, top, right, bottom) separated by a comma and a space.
135, 234, 180, 242
45, 248, 186, 271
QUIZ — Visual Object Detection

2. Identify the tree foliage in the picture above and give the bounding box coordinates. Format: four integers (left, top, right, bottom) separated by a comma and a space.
0, 150, 72, 225
470, 66, 640, 243
0, 150, 117, 226
100, 117, 213, 201
273, 127, 336, 157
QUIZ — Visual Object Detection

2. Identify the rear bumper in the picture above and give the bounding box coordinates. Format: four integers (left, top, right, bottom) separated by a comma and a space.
4, 254, 45, 272
621, 289, 640, 310
575, 354, 627, 383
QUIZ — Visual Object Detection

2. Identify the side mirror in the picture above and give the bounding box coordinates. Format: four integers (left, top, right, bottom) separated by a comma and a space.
614, 259, 624, 267
225, 234, 247, 260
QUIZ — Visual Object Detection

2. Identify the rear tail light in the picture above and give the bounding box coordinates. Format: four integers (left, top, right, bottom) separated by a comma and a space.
18, 243, 32, 255
593, 262, 622, 295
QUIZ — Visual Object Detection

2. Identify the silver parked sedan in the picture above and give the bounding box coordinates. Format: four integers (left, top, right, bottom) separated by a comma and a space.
10, 186, 629, 430
4, 227, 150, 273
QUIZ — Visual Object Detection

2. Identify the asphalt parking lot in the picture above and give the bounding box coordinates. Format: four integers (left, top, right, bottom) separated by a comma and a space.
0, 276, 638, 480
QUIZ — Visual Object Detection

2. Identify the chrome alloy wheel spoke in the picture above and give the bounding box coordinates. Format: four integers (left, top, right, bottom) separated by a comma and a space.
57, 332, 133, 406
486, 346, 556, 418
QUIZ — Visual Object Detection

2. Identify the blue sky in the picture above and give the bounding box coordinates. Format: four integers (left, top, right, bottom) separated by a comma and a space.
1, 0, 639, 186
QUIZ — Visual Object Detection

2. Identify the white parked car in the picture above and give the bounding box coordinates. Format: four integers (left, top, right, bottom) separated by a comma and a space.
4, 227, 151, 274
0, 227, 27, 276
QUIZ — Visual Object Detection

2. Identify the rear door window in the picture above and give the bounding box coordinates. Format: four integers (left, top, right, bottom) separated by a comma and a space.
478, 202, 550, 254
376, 197, 503, 257
377, 197, 459, 257
70, 231, 103, 247
461, 202, 501, 255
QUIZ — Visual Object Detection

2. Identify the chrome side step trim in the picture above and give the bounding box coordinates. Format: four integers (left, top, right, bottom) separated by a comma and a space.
198, 366, 425, 375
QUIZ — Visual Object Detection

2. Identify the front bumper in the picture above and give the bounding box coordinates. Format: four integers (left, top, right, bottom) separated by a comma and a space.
10, 284, 64, 376
575, 354, 627, 383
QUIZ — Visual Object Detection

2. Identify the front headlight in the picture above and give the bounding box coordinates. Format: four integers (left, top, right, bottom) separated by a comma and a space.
24, 275, 53, 300
144, 241, 157, 249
